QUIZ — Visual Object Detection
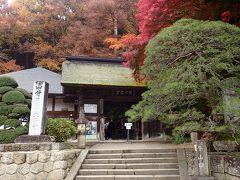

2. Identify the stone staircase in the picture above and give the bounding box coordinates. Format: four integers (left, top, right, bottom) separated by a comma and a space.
75, 148, 180, 180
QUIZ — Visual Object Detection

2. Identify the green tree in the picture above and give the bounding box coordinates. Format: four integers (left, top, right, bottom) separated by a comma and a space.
126, 19, 240, 140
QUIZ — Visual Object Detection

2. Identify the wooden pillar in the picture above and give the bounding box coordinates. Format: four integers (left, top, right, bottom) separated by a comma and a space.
76, 89, 87, 148
99, 98, 105, 141
52, 96, 55, 111
76, 89, 85, 123
141, 121, 149, 140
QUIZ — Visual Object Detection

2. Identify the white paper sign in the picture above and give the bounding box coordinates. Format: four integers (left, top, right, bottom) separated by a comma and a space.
84, 104, 97, 113
124, 123, 132, 130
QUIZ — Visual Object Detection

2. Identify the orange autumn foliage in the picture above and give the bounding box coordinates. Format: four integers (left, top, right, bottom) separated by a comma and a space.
36, 58, 63, 73
0, 60, 22, 74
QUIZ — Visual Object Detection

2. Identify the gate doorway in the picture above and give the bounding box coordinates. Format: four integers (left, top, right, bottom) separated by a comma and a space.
104, 101, 141, 140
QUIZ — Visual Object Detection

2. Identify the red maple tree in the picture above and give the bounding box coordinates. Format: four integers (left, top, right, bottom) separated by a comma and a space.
121, 0, 240, 79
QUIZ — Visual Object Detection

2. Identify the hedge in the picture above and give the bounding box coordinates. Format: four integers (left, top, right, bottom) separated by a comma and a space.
12, 105, 30, 115
0, 105, 14, 116
0, 77, 18, 88
0, 126, 28, 144
0, 86, 14, 94
2, 90, 25, 104
16, 88, 32, 99
4, 119, 21, 128
0, 115, 7, 126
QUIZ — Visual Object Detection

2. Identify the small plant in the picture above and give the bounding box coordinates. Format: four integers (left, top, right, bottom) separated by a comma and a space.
172, 131, 191, 144
46, 118, 76, 142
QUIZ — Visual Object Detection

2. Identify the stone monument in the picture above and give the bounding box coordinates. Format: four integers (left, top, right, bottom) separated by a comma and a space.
15, 81, 53, 143
28, 81, 49, 135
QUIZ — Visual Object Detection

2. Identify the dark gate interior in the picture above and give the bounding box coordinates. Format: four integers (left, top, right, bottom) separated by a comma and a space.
104, 101, 139, 140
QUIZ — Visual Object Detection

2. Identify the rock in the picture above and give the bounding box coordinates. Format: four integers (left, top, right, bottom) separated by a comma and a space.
213, 141, 240, 152
67, 159, 73, 168
1, 153, 14, 164
6, 164, 18, 175
0, 144, 5, 152
38, 152, 51, 162
20, 144, 30, 151
23, 172, 35, 180
26, 152, 38, 164
29, 144, 39, 151
0, 164, 6, 175
12, 144, 21, 151
13, 153, 26, 164
35, 172, 48, 180
30, 162, 44, 174
10, 174, 23, 180
43, 161, 53, 173
48, 169, 66, 180
39, 143, 51, 151
4, 144, 13, 152
51, 151, 64, 161
53, 161, 68, 169
17, 163, 30, 175
52, 143, 70, 151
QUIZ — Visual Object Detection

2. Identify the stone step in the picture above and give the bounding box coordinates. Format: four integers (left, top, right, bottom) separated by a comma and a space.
79, 169, 179, 175
76, 175, 180, 180
84, 157, 178, 164
86, 152, 177, 159
81, 163, 179, 169
88, 149, 177, 154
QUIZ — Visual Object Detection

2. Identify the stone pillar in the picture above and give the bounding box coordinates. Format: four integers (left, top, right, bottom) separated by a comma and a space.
196, 140, 210, 176
29, 81, 49, 135
77, 124, 86, 149
15, 81, 53, 143
191, 132, 199, 143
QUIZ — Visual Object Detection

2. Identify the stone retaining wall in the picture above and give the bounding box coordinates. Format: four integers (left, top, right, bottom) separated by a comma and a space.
183, 148, 240, 179
0, 143, 80, 180
209, 153, 240, 180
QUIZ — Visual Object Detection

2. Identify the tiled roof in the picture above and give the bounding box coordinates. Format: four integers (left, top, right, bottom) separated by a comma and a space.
61, 60, 145, 87
0, 67, 63, 94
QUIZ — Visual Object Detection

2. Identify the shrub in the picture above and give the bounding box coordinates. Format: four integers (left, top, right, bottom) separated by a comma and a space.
0, 105, 14, 115
16, 88, 32, 99
46, 118, 76, 142
0, 86, 14, 94
4, 119, 21, 128
25, 99, 32, 108
12, 105, 30, 115
8, 113, 20, 119
0, 77, 18, 88
0, 126, 28, 144
0, 115, 7, 126
172, 131, 191, 144
0, 102, 6, 106
2, 90, 25, 104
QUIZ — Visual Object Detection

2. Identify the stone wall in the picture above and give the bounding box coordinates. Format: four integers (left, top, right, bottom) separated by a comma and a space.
209, 153, 240, 180
0, 143, 80, 180
183, 148, 240, 179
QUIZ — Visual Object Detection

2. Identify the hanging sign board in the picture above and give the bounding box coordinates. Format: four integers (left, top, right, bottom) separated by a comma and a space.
124, 123, 132, 130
